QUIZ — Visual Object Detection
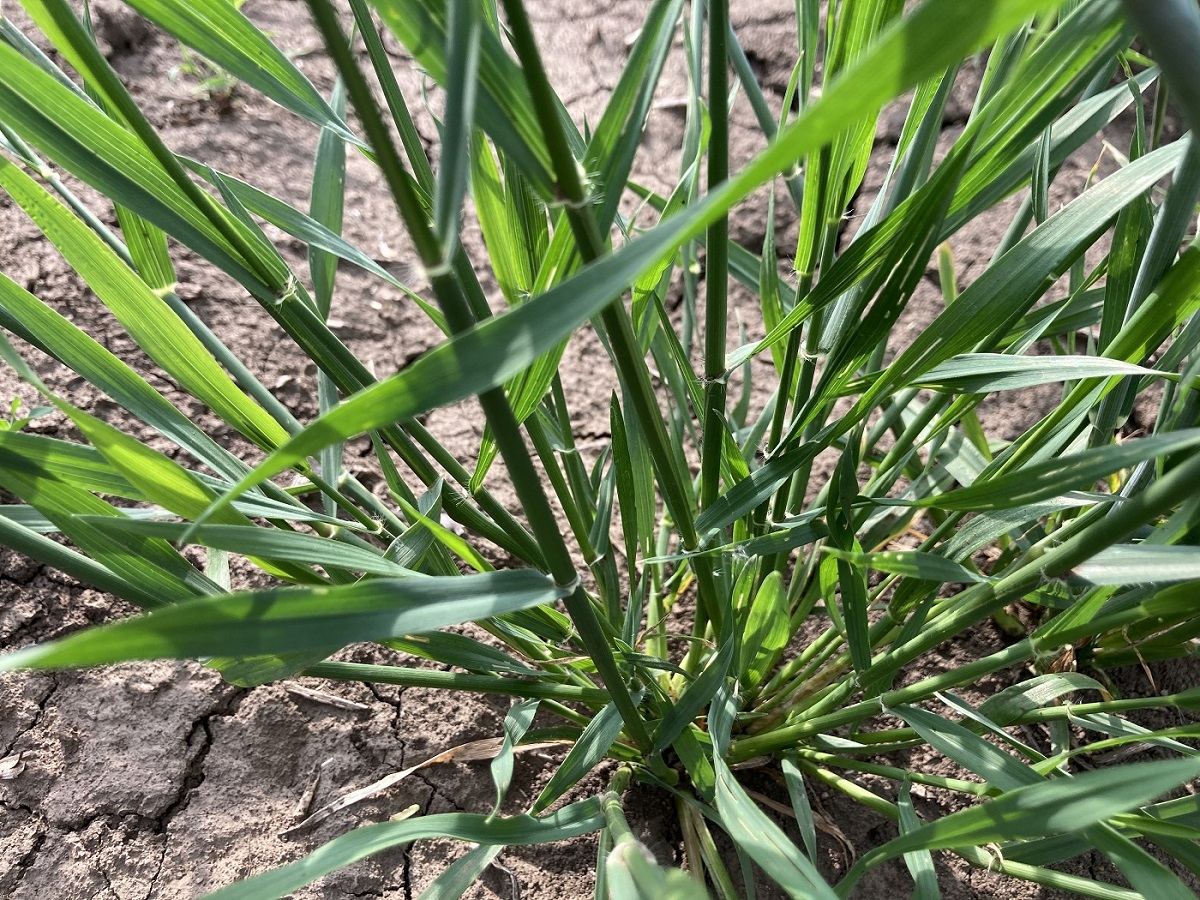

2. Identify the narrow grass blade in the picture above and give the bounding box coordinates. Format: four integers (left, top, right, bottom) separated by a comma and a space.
434, 0, 481, 259
0, 430, 137, 499
490, 699, 539, 818
416, 844, 503, 900
0, 154, 289, 451
0, 506, 158, 608
0, 570, 568, 671
915, 354, 1165, 393
827, 548, 991, 585
116, 0, 357, 141
652, 638, 734, 754
713, 756, 839, 900
895, 704, 1040, 791
913, 427, 1200, 511
0, 271, 253, 484
204, 799, 604, 900
91, 520, 416, 579
740, 571, 789, 691
1086, 824, 1199, 900
370, 0, 555, 197
781, 756, 818, 862
863, 758, 1200, 861
897, 783, 940, 900
534, 702, 627, 814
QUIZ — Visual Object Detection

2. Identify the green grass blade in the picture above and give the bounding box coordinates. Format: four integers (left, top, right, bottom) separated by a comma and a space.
490, 699, 539, 817
0, 506, 158, 608
434, 0, 481, 259
534, 702, 627, 814
895, 704, 1040, 791
416, 844, 503, 900
0, 447, 217, 605
914, 353, 1165, 393
897, 783, 940, 900
1075, 545, 1200, 585
652, 638, 734, 754
0, 429, 137, 498
826, 549, 991, 585
713, 756, 839, 900
370, 0, 555, 197
117, 0, 357, 142
0, 570, 569, 671
0, 154, 290, 451
914, 427, 1200, 511
384, 631, 541, 677
1086, 824, 1199, 900
203, 799, 604, 900
88, 519, 416, 579
859, 758, 1200, 863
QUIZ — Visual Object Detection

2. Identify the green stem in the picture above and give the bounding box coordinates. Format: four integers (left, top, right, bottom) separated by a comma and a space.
700, 0, 730, 520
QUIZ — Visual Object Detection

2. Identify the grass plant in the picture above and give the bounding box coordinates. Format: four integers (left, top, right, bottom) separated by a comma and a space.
2, 0, 1200, 896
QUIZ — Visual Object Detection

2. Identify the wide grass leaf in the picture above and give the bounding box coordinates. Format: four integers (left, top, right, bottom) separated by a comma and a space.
0, 570, 569, 671
1075, 545, 1200, 585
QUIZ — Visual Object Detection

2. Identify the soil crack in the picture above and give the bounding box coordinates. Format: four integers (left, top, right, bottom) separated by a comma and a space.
1, 673, 58, 759
151, 685, 250, 834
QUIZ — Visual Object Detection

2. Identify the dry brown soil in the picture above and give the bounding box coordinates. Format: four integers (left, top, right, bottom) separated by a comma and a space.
1, 1, 1196, 898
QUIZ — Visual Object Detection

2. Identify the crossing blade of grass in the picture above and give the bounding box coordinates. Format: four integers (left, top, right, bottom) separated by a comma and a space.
838, 758, 1200, 894
89, 520, 416, 579
908, 427, 1200, 511
0, 570, 569, 671
204, 799, 605, 900
824, 549, 992, 585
